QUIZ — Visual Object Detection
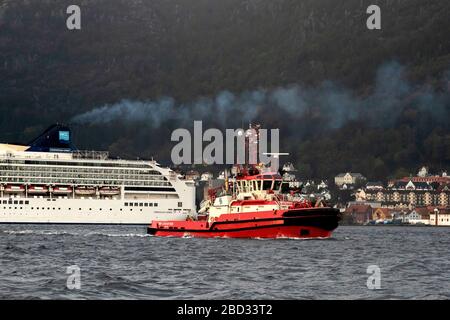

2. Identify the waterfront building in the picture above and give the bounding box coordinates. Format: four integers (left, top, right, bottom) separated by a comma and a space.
335, 172, 366, 189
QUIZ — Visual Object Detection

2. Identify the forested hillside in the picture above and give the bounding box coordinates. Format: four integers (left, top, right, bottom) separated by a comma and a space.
0, 0, 449, 180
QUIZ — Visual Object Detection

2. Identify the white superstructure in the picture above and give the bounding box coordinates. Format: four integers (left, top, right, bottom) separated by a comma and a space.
0, 128, 196, 224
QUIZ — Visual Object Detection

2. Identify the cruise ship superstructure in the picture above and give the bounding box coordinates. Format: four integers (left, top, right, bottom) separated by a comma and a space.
0, 125, 196, 224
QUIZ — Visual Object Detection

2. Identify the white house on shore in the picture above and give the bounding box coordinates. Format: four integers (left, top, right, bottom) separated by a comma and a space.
403, 208, 430, 225
335, 172, 366, 187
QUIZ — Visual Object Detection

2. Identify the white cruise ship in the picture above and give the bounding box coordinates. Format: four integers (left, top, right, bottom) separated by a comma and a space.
0, 124, 196, 224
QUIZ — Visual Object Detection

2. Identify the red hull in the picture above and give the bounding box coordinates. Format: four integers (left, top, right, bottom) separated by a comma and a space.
148, 225, 332, 239
147, 207, 340, 239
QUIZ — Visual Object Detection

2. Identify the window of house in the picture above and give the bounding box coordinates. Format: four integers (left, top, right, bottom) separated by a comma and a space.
178, 202, 182, 207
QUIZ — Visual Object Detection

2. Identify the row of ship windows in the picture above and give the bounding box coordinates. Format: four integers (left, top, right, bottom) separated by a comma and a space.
2, 207, 149, 212
125, 202, 158, 207
1, 161, 154, 169
124, 202, 183, 207
1, 200, 184, 209
1, 174, 168, 182
0, 166, 163, 174
2, 200, 29, 205
1, 199, 183, 209
0, 170, 167, 180
0, 178, 171, 186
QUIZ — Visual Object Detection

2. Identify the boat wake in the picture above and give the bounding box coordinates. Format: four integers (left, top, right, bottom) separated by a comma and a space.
85, 232, 151, 238
2, 229, 150, 238
2, 229, 70, 236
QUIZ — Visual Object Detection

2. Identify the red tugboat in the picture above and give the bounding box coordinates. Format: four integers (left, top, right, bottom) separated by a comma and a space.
147, 165, 340, 239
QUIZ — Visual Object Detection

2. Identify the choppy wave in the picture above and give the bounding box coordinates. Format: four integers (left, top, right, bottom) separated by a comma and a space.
2, 230, 70, 236
85, 232, 151, 238
2, 229, 153, 238
1, 225, 450, 299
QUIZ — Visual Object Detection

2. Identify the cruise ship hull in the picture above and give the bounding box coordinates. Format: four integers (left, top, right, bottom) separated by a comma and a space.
0, 197, 190, 225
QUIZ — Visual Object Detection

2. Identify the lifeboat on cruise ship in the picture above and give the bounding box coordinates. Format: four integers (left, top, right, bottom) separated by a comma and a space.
147, 164, 341, 239
99, 186, 120, 196
4, 184, 25, 193
27, 185, 49, 194
52, 186, 73, 195
74, 186, 96, 196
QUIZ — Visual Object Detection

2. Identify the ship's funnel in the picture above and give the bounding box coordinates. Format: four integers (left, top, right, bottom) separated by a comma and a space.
26, 124, 77, 152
